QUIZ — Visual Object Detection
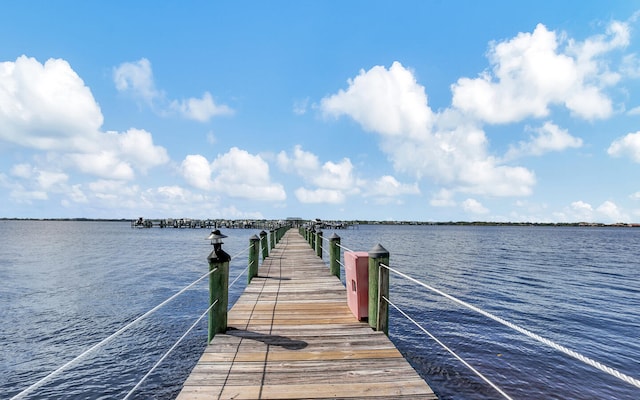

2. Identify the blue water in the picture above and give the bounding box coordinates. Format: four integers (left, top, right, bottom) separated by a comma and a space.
2, 222, 639, 399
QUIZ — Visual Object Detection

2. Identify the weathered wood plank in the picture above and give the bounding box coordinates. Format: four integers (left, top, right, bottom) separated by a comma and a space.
177, 230, 437, 400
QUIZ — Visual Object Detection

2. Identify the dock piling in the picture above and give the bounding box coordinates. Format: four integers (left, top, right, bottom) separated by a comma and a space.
315, 229, 323, 258
260, 230, 268, 261
206, 230, 231, 342
329, 233, 341, 278
368, 244, 390, 335
248, 235, 260, 284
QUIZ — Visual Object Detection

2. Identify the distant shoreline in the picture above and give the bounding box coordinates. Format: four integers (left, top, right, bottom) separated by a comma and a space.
1, 217, 638, 228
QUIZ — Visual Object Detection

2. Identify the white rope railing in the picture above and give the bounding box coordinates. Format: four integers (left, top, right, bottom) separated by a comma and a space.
229, 263, 251, 289
10, 266, 219, 400
230, 244, 252, 259
336, 243, 354, 253
124, 245, 253, 398
123, 298, 219, 399
380, 263, 640, 390
321, 246, 331, 257
384, 295, 513, 400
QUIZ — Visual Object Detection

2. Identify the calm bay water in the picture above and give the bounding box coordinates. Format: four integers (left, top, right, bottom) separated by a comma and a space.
2, 221, 639, 399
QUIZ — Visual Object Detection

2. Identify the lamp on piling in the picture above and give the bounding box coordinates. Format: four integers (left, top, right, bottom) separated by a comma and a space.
205, 229, 230, 341
207, 229, 227, 251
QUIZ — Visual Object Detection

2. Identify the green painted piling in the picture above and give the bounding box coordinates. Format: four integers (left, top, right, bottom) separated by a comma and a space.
248, 235, 260, 284
207, 245, 230, 342
315, 230, 323, 258
310, 229, 316, 250
270, 229, 276, 250
368, 244, 390, 335
329, 233, 340, 278
260, 230, 268, 260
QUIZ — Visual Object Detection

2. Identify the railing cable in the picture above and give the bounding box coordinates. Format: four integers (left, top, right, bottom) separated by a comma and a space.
229, 263, 251, 289
321, 247, 330, 258
10, 267, 218, 400
123, 298, 219, 399
230, 244, 252, 259
380, 263, 640, 390
383, 295, 514, 400
336, 243, 354, 253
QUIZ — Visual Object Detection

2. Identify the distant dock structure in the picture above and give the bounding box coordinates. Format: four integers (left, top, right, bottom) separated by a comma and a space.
131, 217, 355, 230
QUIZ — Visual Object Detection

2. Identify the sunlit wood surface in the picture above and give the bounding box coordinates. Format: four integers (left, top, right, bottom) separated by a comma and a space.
177, 230, 436, 400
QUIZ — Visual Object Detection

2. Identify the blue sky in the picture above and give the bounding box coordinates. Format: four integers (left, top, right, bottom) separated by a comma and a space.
2, 1, 640, 222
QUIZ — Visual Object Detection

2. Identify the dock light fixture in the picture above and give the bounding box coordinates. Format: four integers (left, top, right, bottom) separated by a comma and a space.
207, 229, 227, 246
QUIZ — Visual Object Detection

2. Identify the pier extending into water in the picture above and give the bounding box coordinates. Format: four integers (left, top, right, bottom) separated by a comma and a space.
177, 229, 436, 399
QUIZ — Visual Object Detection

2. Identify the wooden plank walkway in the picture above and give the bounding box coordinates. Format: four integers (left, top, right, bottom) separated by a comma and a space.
177, 230, 437, 400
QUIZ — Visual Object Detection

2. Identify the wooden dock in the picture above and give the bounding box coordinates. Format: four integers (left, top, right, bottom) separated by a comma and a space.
177, 230, 436, 399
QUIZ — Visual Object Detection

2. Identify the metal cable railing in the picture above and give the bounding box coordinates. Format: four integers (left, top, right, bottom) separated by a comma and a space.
230, 244, 252, 259
12, 239, 257, 400
10, 265, 221, 400
383, 295, 513, 400
124, 246, 254, 398
379, 262, 640, 391
336, 242, 354, 253
123, 298, 220, 399
229, 262, 251, 289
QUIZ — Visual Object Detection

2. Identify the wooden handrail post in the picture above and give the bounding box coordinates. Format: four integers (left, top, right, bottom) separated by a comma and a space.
316, 230, 323, 258
310, 228, 316, 249
260, 230, 268, 260
270, 229, 276, 250
248, 234, 260, 284
207, 235, 230, 342
329, 233, 340, 278
368, 244, 389, 335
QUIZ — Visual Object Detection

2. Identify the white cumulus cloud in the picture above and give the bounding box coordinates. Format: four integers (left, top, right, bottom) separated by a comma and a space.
366, 175, 420, 197
114, 58, 232, 122
0, 55, 103, 151
462, 198, 489, 214
506, 121, 583, 159
113, 58, 159, 103
320, 62, 536, 197
0, 56, 170, 184
608, 131, 640, 162
321, 61, 434, 138
277, 145, 320, 175
181, 154, 214, 190
170, 92, 234, 122
452, 21, 628, 124
596, 200, 626, 222
181, 148, 286, 201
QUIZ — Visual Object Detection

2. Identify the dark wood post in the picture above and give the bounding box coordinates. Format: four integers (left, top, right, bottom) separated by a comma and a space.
368, 244, 389, 335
